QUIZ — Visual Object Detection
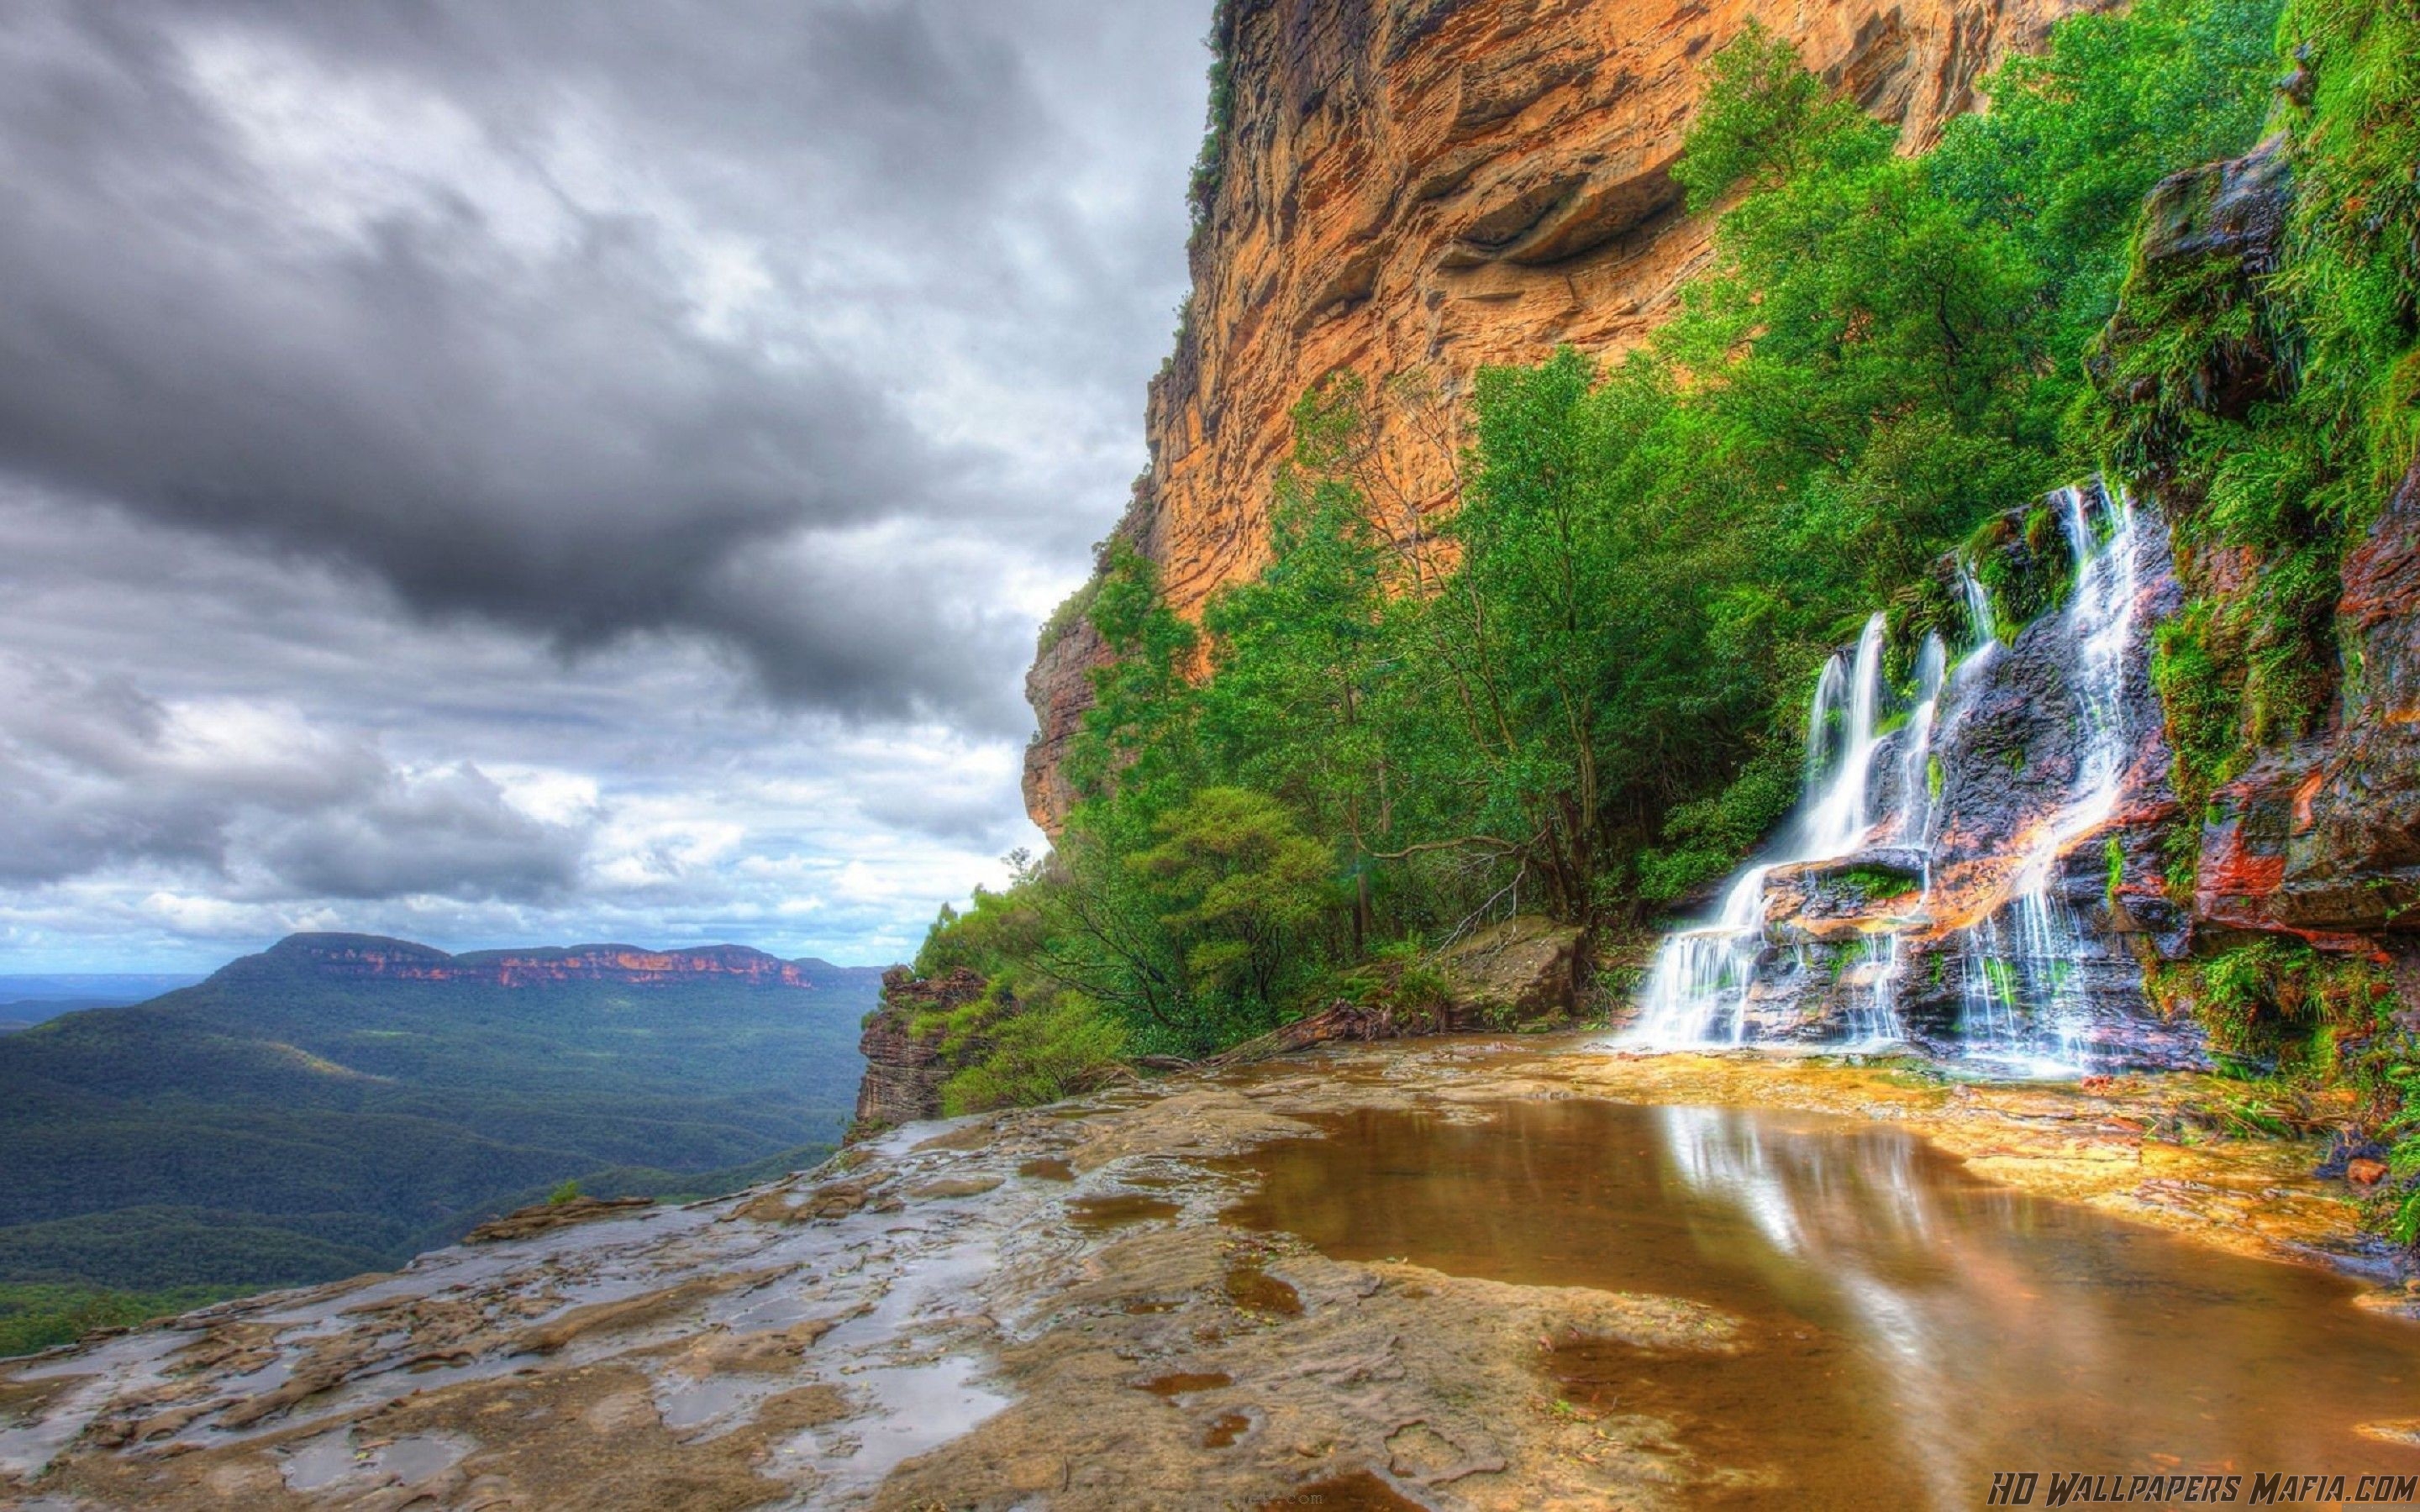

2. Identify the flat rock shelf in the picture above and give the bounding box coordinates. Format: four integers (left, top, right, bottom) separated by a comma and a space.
5, 1037, 2417, 1509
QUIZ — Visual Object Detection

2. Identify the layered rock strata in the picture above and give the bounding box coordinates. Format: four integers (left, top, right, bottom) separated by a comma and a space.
1026, 0, 2107, 830
2199, 456, 2420, 994
850, 966, 987, 1137
250, 932, 831, 990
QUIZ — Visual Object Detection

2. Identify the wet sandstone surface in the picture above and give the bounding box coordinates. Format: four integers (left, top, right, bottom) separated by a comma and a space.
5, 1037, 2417, 1509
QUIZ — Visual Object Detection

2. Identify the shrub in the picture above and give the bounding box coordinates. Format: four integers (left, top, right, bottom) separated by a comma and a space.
936, 990, 1129, 1116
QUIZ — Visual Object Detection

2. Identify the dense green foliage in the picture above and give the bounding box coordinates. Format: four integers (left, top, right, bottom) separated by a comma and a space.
2095, 0, 2419, 863
958, 0, 2291, 1063
2151, 938, 2397, 1075
0, 937, 871, 1336
2149, 937, 2417, 1240
2090, 0, 2420, 1236
0, 1283, 247, 1360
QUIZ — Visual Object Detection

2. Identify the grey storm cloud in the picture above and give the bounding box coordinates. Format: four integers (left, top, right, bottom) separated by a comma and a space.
0, 655, 587, 900
0, 0, 1204, 961
0, 0, 1206, 733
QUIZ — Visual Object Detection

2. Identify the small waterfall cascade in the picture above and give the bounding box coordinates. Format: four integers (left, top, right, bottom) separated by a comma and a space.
1953, 487, 2144, 1073
1889, 633, 1949, 850
1625, 480, 2168, 1074
1957, 564, 1997, 664
1798, 615, 1890, 858
1629, 614, 1897, 1047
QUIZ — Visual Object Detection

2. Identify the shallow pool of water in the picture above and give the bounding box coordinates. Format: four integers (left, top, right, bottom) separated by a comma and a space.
1221, 1100, 2420, 1509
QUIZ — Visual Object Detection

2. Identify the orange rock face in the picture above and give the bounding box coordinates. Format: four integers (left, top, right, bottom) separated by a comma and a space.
1024, 0, 2107, 832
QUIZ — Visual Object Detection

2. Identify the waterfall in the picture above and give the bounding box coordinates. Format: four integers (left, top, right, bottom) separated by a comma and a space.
1629, 614, 1892, 1047
1628, 867, 1774, 1047
1797, 615, 1889, 858
1842, 932, 1907, 1045
1626, 480, 2160, 1075
1890, 633, 1948, 849
1957, 564, 1996, 661
1953, 486, 2143, 1073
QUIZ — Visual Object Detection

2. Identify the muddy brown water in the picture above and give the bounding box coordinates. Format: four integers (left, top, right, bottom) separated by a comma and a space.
1221, 1100, 2420, 1509
1065, 1192, 1181, 1231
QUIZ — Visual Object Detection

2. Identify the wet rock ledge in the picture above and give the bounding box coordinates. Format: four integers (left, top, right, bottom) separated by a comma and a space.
0, 1037, 2403, 1510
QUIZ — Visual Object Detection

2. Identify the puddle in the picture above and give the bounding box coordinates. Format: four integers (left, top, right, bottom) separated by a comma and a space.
1017, 1158, 1074, 1182
1223, 1266, 1302, 1317
374, 1433, 467, 1484
281, 1431, 361, 1492
782, 1352, 1007, 1499
280, 1429, 465, 1493
1134, 1371, 1230, 1398
1222, 1100, 2420, 1509
1203, 1410, 1252, 1447
1066, 1194, 1181, 1231
0, 1333, 187, 1480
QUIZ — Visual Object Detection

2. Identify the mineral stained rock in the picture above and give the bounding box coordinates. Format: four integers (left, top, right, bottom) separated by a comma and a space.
2201, 454, 2420, 968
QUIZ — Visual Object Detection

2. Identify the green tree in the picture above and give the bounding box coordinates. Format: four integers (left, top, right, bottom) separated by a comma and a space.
1132, 788, 1338, 1035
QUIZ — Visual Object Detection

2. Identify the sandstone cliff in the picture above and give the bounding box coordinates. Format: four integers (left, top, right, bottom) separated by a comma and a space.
1026, 0, 2107, 830
850, 965, 987, 1137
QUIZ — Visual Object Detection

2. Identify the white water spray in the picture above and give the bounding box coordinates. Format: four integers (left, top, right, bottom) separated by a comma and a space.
1629, 614, 1895, 1047
1890, 633, 1949, 850
1955, 486, 2144, 1072
1627, 481, 2154, 1074
1958, 565, 1997, 662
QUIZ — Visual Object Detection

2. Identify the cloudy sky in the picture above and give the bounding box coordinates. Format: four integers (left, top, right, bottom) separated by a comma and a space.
0, 0, 1208, 971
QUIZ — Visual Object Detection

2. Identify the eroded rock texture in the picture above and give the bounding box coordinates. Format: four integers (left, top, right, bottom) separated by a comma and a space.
5, 1040, 2392, 1511
1025, 0, 2107, 830
850, 967, 985, 1137
2201, 458, 2420, 969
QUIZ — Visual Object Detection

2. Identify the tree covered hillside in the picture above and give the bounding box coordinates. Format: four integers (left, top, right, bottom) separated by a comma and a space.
0, 933, 876, 1355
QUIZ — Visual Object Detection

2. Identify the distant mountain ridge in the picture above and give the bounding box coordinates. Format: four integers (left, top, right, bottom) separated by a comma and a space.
0, 931, 884, 1343
0, 973, 204, 1001
248, 932, 881, 991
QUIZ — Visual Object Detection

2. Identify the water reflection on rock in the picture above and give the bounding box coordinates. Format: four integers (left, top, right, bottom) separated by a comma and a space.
1224, 1100, 2420, 1509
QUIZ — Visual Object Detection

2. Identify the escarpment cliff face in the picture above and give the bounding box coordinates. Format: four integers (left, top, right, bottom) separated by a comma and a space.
1024, 0, 2107, 830
243, 932, 871, 991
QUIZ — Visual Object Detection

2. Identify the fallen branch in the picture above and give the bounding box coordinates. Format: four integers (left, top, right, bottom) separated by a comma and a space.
1205, 1000, 1401, 1068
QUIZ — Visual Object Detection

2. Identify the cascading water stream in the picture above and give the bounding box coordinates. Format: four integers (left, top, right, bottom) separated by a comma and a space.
1890, 634, 1949, 852
1957, 565, 1997, 666
1954, 487, 2144, 1072
1626, 480, 2160, 1075
1629, 614, 1893, 1047
1798, 616, 1889, 859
